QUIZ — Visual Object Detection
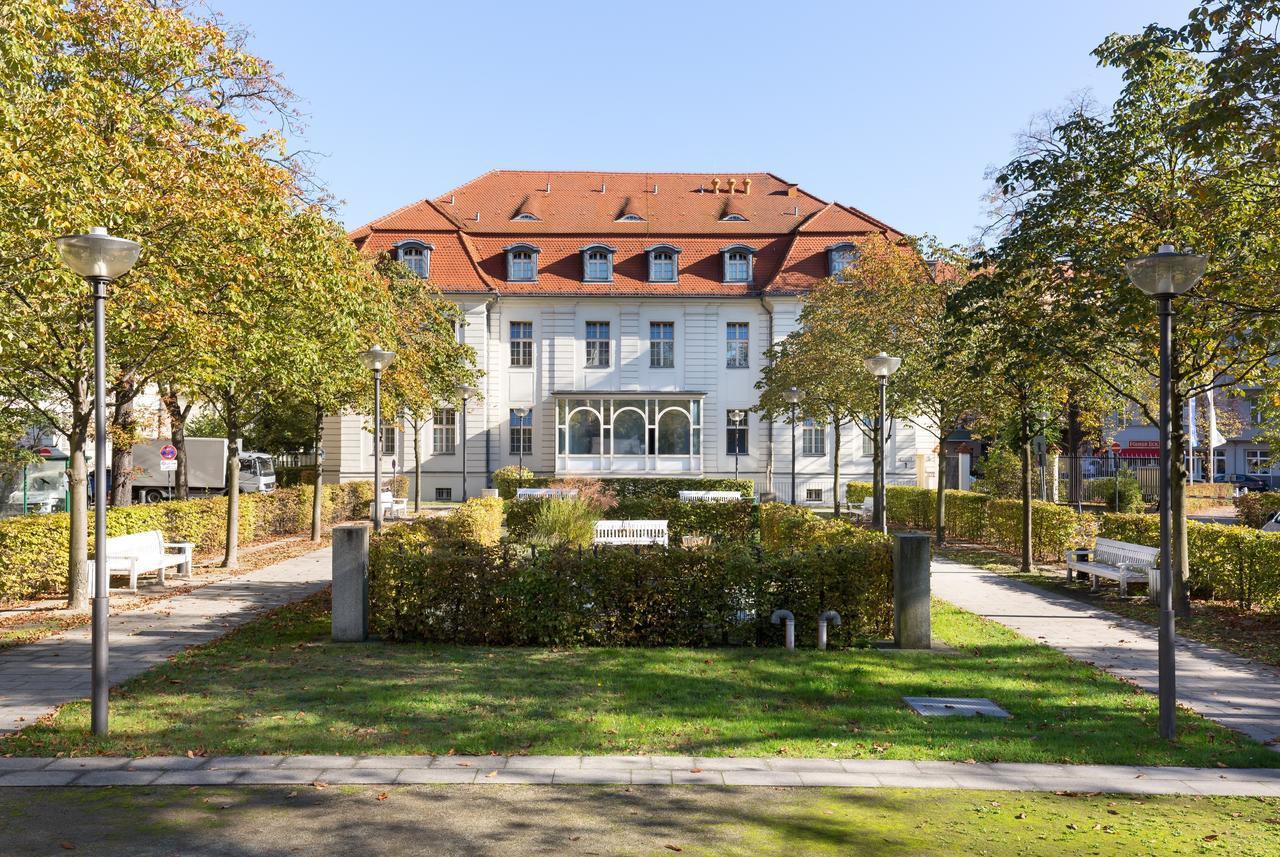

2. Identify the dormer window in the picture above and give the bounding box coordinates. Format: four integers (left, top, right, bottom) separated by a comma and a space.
646, 245, 680, 283
581, 245, 615, 282
827, 242, 859, 280
394, 241, 432, 278
721, 213, 748, 222
513, 213, 539, 221
721, 245, 755, 284
505, 244, 539, 282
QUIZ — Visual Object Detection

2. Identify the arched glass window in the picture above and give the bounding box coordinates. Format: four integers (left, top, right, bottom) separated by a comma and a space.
567, 410, 602, 454
722, 246, 755, 283
585, 250, 611, 281
612, 409, 646, 455
396, 242, 431, 278
657, 410, 691, 455
505, 244, 539, 282
827, 243, 859, 280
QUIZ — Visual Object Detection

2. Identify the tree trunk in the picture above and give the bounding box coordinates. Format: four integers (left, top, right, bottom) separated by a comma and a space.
222, 393, 240, 569
936, 445, 949, 546
66, 418, 91, 611
310, 403, 324, 542
413, 414, 422, 513
831, 417, 842, 516
1067, 397, 1083, 509
109, 387, 135, 506
1021, 433, 1033, 574
161, 387, 191, 500
1170, 393, 1192, 618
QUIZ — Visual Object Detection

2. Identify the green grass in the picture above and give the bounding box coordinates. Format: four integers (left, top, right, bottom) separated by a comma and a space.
1, 785, 1278, 856
4, 591, 1277, 766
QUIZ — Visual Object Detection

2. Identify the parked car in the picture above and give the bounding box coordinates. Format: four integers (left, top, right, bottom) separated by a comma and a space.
1213, 473, 1271, 493
1262, 511, 1280, 533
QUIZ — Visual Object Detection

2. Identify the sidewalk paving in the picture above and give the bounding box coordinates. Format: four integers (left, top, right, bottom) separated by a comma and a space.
0, 546, 331, 734
1, 754, 1278, 795
931, 554, 1280, 748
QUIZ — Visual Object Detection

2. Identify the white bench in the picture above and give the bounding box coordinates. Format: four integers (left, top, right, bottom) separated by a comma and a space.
848, 497, 874, 521
369, 491, 408, 519
516, 487, 579, 499
1065, 537, 1159, 596
677, 490, 743, 503
593, 519, 669, 547
87, 530, 194, 595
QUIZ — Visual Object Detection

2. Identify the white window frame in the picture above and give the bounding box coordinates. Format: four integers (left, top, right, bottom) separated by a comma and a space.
649, 321, 674, 369
435, 486, 453, 501
726, 411, 748, 455
395, 241, 432, 278
725, 251, 751, 283
509, 408, 533, 455
585, 321, 611, 368
510, 321, 533, 367
725, 322, 749, 369
505, 244, 539, 282
827, 243, 857, 280
433, 408, 457, 455
648, 248, 678, 283
861, 430, 874, 457
1246, 449, 1271, 475
380, 424, 397, 456
583, 247, 614, 282
805, 487, 824, 503
802, 418, 826, 457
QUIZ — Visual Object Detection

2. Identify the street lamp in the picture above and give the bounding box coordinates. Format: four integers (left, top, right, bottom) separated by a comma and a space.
56, 226, 141, 737
1125, 243, 1207, 741
864, 352, 902, 534
512, 406, 529, 490
781, 388, 804, 505
456, 383, 478, 501
359, 345, 396, 532
728, 409, 746, 482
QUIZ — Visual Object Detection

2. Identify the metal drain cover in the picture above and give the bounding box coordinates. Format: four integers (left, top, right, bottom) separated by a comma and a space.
903, 697, 1010, 718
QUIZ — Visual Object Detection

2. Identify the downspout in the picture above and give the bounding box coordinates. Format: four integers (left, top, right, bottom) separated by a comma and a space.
760, 296, 775, 496
484, 297, 497, 487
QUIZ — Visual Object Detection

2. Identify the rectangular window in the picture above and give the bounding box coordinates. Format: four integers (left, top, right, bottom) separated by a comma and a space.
726, 411, 748, 455
1246, 449, 1271, 474
862, 430, 874, 457
725, 322, 749, 368
435, 487, 452, 502
1214, 448, 1226, 477
585, 321, 610, 368
805, 487, 824, 503
510, 408, 533, 455
380, 424, 397, 456
802, 418, 826, 457
510, 321, 533, 367
509, 250, 535, 281
585, 251, 612, 281
649, 322, 675, 369
725, 251, 751, 283
433, 408, 456, 455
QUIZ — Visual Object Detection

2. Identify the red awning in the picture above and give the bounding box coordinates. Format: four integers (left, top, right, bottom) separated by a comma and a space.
1119, 448, 1159, 458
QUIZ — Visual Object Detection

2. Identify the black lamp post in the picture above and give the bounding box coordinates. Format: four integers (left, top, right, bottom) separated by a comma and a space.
1125, 243, 1207, 740
457, 384, 477, 501
359, 345, 396, 531
513, 406, 529, 490
728, 409, 746, 482
782, 388, 804, 504
56, 226, 142, 737
864, 352, 901, 535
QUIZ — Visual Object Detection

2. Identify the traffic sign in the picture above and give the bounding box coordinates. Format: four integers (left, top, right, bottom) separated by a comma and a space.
37, 446, 53, 458
1110, 441, 1122, 455
160, 460, 177, 472
159, 444, 178, 461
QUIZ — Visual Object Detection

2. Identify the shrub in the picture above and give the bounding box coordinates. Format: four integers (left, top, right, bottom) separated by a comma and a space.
549, 477, 618, 513
510, 494, 758, 546
972, 445, 1024, 497
529, 497, 600, 548
985, 499, 1095, 561
1096, 471, 1145, 514
1236, 492, 1280, 528
760, 502, 868, 551
440, 496, 504, 546
493, 465, 537, 499
844, 481, 990, 542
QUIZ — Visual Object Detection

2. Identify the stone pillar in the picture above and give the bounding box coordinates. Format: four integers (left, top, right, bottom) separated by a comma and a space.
332, 523, 370, 642
893, 533, 931, 649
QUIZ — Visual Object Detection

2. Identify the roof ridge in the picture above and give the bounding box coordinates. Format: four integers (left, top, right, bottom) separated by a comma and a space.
836, 202, 902, 237
347, 196, 433, 238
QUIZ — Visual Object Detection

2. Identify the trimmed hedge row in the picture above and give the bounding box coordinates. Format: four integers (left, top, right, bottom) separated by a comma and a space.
1099, 513, 1280, 609
505, 496, 758, 544
492, 471, 755, 502
0, 480, 389, 605
369, 519, 893, 647
844, 481, 1095, 561
759, 502, 871, 551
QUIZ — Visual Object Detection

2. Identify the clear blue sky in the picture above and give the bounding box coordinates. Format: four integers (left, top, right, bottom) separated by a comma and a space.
210, 0, 1194, 246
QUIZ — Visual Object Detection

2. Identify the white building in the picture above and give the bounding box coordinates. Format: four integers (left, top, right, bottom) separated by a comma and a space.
325, 171, 936, 503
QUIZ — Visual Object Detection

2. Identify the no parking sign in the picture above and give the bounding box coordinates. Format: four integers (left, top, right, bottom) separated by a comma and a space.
160, 443, 177, 471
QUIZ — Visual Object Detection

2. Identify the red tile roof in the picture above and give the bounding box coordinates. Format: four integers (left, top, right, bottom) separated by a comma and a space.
351, 170, 903, 296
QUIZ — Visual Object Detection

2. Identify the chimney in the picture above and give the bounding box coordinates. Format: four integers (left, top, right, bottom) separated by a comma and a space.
743, 178, 752, 195
600, 179, 606, 193
711, 178, 721, 194
448, 194, 455, 205
544, 181, 551, 193
474, 211, 481, 222
653, 183, 658, 195
728, 178, 737, 194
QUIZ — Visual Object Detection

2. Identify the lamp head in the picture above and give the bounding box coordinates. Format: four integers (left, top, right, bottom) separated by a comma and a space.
56, 226, 141, 281
728, 409, 746, 422
782, 387, 804, 405
358, 345, 396, 372
513, 406, 529, 418
456, 383, 478, 400
1124, 244, 1208, 297
864, 352, 902, 378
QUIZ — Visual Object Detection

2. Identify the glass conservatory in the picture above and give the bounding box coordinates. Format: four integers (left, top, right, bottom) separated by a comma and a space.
553, 392, 704, 475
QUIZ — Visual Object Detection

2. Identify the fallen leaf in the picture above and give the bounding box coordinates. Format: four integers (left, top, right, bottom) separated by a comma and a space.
286, 791, 298, 798
376, 792, 389, 801
312, 781, 328, 790
59, 843, 75, 851
663, 846, 683, 852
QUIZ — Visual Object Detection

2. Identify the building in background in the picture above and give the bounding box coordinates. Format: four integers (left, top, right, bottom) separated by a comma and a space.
325, 171, 937, 503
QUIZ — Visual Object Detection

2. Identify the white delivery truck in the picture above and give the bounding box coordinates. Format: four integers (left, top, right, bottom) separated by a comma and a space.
131, 437, 276, 503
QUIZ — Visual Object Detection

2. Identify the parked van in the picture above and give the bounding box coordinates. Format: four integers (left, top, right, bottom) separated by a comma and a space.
132, 437, 275, 503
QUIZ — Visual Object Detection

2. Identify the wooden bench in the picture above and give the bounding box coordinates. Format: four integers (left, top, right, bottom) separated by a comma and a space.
87, 530, 194, 595
515, 487, 579, 499
369, 491, 408, 520
1065, 537, 1159, 596
593, 519, 669, 547
677, 490, 743, 503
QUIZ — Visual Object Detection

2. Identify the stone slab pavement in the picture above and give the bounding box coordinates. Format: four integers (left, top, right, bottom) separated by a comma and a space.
0, 546, 331, 734
931, 554, 1280, 748
0, 754, 1278, 795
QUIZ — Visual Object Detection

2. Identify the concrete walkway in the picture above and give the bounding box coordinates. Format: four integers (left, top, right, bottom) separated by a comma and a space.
1, 754, 1278, 795
0, 547, 331, 734
931, 554, 1280, 748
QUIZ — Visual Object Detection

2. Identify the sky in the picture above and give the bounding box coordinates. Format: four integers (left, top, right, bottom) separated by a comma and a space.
208, 0, 1196, 247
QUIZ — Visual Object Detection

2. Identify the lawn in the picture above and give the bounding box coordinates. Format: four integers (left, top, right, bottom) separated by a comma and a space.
1, 785, 1278, 856
939, 543, 1280, 669
4, 592, 1277, 767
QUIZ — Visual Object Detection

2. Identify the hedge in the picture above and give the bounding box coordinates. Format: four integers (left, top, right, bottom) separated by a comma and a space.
506, 496, 758, 545
1099, 513, 1280, 609
493, 471, 755, 502
0, 479, 389, 606
369, 520, 892, 647
845, 481, 1095, 561
1236, 492, 1280, 528
760, 503, 870, 551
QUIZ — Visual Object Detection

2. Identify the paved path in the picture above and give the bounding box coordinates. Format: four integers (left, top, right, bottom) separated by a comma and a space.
0, 547, 331, 734
931, 554, 1280, 748
1, 754, 1278, 795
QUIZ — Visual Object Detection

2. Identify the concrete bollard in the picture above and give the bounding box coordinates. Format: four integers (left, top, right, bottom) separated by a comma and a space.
817, 610, 842, 650
770, 609, 795, 650
332, 523, 371, 642
893, 533, 932, 649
